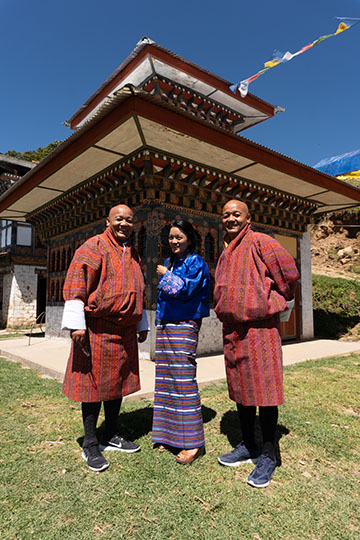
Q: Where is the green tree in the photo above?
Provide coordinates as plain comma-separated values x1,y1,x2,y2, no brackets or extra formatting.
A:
6,140,63,163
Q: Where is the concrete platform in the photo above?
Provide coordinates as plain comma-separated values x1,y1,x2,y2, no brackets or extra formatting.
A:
0,334,359,401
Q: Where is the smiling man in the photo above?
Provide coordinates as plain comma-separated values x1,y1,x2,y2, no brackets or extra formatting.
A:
214,199,299,488
61,204,149,472
221,200,251,240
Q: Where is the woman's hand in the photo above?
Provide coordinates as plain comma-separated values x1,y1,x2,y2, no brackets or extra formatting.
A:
156,265,167,277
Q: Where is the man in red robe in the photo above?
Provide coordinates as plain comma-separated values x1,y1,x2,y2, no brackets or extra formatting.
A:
61,204,148,472
214,199,299,488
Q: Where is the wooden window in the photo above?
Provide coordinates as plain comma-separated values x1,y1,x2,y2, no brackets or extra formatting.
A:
137,227,147,258
205,233,215,262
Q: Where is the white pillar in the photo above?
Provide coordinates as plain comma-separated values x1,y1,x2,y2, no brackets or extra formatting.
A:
299,227,314,339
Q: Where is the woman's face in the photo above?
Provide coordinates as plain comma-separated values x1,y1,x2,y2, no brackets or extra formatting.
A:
169,227,190,258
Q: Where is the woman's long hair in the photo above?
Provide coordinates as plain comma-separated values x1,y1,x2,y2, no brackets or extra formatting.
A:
167,219,198,268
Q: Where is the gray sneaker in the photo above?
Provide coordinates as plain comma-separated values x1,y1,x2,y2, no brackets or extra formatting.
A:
82,444,109,472
218,441,259,467
100,434,140,453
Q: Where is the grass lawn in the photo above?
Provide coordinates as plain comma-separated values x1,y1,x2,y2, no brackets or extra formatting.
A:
1,354,359,540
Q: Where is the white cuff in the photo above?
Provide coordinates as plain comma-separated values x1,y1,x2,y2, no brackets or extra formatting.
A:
136,310,149,332
61,300,87,330
279,298,295,323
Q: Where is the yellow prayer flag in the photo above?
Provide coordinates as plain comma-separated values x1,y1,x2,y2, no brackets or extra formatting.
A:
335,22,349,34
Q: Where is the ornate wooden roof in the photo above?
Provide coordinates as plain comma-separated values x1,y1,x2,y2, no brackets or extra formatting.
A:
67,37,275,132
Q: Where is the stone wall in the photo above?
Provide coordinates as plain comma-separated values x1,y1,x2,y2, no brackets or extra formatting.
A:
2,265,40,327
45,305,68,338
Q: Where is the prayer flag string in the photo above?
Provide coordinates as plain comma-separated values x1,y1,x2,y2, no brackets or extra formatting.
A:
230,17,360,98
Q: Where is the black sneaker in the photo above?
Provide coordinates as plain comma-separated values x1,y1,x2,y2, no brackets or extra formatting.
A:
247,444,276,488
100,434,140,453
82,444,109,472
218,441,259,467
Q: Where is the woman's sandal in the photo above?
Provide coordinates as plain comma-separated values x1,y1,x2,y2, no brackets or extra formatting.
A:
176,446,205,465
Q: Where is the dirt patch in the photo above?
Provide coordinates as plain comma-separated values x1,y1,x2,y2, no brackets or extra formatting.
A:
311,220,360,280
339,406,360,417
311,218,360,340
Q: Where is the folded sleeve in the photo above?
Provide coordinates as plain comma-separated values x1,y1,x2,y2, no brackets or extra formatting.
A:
158,255,208,300
158,271,185,296
279,298,295,322
61,300,86,330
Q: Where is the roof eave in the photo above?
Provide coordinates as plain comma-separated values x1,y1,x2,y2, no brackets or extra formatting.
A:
67,38,276,129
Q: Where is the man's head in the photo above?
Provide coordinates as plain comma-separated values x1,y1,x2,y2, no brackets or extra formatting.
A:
222,200,251,240
106,204,134,244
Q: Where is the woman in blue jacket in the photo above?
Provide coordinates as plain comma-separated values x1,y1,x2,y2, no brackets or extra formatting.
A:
152,219,210,464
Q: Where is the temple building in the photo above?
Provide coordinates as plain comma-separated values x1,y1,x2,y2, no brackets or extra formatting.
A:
0,154,47,327
0,38,359,356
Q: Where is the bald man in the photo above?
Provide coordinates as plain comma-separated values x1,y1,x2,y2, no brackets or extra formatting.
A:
214,200,299,488
61,204,149,472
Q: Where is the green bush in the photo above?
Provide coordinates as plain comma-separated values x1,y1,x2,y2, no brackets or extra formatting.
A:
312,274,360,338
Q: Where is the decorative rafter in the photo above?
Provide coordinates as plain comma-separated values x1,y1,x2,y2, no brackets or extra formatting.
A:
27,149,318,239
142,75,244,133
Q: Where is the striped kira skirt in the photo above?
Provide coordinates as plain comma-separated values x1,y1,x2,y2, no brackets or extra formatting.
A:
152,321,205,449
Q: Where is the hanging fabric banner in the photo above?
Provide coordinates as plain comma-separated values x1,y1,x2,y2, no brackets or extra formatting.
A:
230,17,360,98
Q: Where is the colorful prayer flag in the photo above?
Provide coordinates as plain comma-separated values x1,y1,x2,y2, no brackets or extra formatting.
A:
231,17,360,98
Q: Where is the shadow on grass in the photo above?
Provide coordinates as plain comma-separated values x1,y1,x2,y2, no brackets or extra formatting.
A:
219,409,290,466
76,404,216,447
314,309,359,339
201,404,217,423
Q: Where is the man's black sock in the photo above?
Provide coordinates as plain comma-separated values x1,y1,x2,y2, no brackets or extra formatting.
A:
104,398,122,440
259,405,278,447
82,401,101,447
236,403,257,448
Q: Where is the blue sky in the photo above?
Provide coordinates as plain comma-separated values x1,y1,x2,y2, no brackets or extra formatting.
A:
2,0,360,167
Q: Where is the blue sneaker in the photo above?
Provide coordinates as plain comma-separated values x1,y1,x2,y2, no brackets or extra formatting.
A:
247,445,276,488
218,441,259,467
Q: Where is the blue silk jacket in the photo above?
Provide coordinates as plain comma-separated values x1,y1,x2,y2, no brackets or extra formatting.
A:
156,253,210,323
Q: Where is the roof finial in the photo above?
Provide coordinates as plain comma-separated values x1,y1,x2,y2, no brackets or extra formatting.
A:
136,36,156,46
